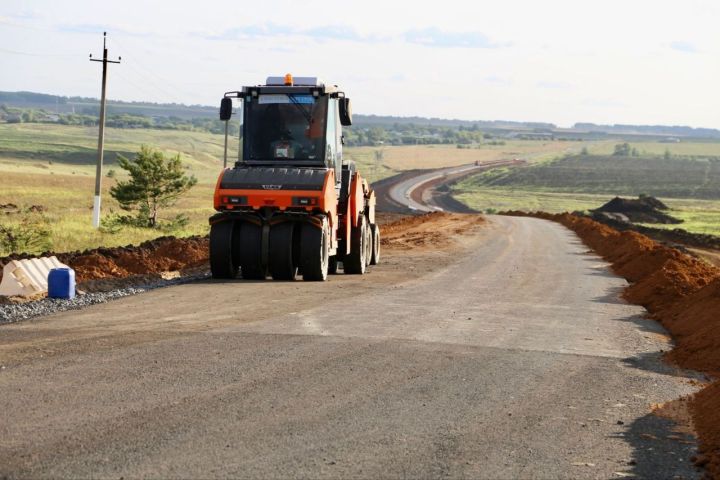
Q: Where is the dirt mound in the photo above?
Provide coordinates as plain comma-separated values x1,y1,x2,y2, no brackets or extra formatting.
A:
1,213,479,288
593,195,681,224
600,195,669,212
658,278,720,376
0,236,210,287
690,382,720,476
504,210,720,477
59,236,210,283
381,212,484,251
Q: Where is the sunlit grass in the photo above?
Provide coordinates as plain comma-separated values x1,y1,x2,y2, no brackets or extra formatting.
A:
589,140,720,157
5,122,717,253
455,186,720,236
345,140,595,180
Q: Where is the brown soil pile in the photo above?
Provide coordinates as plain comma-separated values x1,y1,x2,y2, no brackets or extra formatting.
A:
2,213,477,288
690,382,720,475
0,236,210,287
59,236,210,282
505,211,720,477
658,278,720,376
381,212,484,251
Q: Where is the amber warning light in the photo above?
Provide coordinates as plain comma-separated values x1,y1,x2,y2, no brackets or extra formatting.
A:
284,73,293,86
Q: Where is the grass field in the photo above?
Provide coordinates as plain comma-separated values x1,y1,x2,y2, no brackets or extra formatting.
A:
7,121,716,254
0,123,584,254
345,140,592,183
587,140,720,157
455,149,720,236
465,155,720,199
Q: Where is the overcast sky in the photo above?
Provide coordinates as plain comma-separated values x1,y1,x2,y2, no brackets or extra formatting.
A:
1,0,718,128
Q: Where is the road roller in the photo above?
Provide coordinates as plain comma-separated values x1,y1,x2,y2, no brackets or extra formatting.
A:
209,74,380,281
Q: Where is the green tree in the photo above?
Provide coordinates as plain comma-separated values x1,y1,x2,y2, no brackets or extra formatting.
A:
21,110,34,123
0,209,52,256
613,143,632,156
110,146,197,228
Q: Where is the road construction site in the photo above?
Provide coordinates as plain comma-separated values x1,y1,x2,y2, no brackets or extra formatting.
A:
3,159,718,478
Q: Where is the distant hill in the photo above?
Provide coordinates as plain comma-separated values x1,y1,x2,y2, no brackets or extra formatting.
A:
0,91,217,119
2,91,720,138
0,91,555,129
574,122,720,139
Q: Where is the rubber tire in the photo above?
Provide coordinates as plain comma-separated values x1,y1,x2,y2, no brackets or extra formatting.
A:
364,218,372,267
300,220,329,281
370,224,381,265
343,215,367,274
328,256,338,274
210,221,238,279
269,222,297,281
238,222,265,280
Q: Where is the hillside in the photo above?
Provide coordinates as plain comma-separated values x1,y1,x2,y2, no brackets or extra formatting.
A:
3,91,720,139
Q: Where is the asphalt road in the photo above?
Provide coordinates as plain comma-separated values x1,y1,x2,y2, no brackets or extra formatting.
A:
384,160,521,213
386,163,483,212
0,215,700,479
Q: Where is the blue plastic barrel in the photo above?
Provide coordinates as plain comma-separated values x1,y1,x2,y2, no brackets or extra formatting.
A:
48,267,76,300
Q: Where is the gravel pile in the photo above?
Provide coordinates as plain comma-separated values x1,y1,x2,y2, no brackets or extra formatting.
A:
0,271,210,325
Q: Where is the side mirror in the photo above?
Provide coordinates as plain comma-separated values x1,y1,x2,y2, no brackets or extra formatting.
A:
339,98,352,126
219,97,233,121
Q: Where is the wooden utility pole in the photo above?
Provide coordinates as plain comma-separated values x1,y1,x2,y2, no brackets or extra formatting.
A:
89,32,121,228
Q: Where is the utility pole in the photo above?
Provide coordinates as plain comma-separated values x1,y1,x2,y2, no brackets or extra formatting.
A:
89,32,121,228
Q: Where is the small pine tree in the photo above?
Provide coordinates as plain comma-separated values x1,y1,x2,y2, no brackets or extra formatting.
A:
110,146,197,228
0,209,52,255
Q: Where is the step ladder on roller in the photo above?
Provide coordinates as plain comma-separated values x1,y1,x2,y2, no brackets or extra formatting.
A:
0,256,69,297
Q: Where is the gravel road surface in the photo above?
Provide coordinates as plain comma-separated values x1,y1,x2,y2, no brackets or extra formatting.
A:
0,216,699,479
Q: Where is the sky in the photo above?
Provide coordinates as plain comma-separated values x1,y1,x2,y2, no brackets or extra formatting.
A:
1,0,719,128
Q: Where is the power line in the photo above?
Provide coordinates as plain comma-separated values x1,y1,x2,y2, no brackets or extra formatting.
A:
0,47,75,57
0,18,54,31
112,68,177,104
110,37,199,100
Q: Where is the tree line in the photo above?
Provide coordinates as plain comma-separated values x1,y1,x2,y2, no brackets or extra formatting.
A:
1,105,510,147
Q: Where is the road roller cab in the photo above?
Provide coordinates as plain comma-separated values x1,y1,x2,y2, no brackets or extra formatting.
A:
209,75,380,281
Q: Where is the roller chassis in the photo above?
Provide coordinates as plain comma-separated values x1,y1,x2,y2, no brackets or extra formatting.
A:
208,75,379,281
209,203,378,281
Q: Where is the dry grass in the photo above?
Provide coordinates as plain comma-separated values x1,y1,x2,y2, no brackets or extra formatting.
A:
346,141,588,179
0,123,594,254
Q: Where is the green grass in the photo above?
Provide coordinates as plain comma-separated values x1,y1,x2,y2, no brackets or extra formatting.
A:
0,123,588,253
463,155,720,200
6,121,717,254
0,171,216,254
0,123,231,183
638,204,720,236
453,139,720,236
455,187,720,235
0,124,234,253
589,141,720,157
455,188,720,237
455,188,611,213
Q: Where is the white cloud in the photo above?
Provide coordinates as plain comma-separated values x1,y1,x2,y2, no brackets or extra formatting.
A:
0,0,718,128
669,41,700,54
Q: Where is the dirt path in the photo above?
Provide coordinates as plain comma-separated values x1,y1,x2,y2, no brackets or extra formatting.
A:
0,214,700,479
